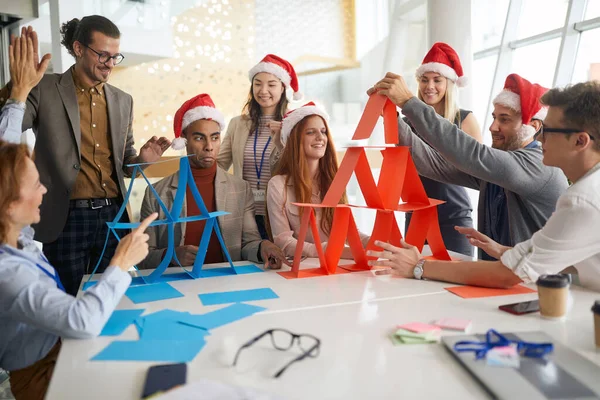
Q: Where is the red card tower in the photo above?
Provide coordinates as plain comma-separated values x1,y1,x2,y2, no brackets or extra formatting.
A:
278,95,451,279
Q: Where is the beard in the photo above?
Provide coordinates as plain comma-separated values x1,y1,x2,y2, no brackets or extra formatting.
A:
492,124,537,151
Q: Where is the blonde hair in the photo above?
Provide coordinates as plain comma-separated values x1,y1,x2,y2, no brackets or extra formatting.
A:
417,77,462,128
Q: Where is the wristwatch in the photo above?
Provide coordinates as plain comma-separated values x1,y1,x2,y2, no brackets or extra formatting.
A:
413,258,426,280
5,98,26,110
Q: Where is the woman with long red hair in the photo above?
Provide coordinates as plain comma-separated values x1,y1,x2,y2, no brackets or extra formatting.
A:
267,103,369,257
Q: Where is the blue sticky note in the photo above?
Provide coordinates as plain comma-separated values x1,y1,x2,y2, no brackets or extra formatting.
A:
198,287,278,306
180,303,266,330
100,309,145,336
125,282,184,304
91,339,205,362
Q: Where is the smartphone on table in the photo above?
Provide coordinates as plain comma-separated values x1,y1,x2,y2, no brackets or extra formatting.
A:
498,299,540,315
141,363,187,399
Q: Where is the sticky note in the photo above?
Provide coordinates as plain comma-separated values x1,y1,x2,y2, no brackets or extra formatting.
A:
395,328,440,341
91,339,205,362
125,282,184,304
433,318,472,332
100,309,145,336
397,322,441,334
198,288,278,306
179,303,266,330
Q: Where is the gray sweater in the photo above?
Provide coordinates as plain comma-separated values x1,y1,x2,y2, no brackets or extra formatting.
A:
400,97,568,256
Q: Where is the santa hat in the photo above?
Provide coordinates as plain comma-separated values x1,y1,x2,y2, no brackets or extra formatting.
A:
415,42,467,87
171,93,225,150
248,54,303,101
281,102,329,147
493,74,549,139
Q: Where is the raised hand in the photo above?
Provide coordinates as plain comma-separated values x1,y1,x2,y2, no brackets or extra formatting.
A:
138,136,172,163
110,213,158,271
267,120,283,149
9,26,51,102
368,72,415,108
454,226,511,260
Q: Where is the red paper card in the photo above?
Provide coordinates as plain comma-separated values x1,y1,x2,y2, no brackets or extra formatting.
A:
445,285,536,299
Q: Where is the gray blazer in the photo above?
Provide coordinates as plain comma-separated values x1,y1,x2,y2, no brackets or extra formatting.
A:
138,166,263,269
399,98,569,258
20,67,137,243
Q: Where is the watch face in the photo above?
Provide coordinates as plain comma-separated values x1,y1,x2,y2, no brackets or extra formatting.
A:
413,265,423,279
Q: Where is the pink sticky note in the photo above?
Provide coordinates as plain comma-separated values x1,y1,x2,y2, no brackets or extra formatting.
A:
433,318,472,332
397,322,441,334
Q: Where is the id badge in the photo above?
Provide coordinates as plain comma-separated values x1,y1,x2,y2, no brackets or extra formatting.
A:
253,189,266,202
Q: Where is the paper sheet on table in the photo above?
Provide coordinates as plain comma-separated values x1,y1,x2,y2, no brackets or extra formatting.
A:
198,288,278,306
153,379,284,400
445,285,536,299
136,312,209,341
180,303,266,330
125,282,184,304
100,309,145,336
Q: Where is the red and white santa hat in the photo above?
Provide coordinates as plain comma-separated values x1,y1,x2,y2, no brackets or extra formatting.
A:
281,102,329,147
248,54,303,101
171,93,225,150
493,74,549,138
416,42,467,87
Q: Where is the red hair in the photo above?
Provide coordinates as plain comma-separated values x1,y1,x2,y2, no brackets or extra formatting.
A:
0,141,31,243
273,115,346,235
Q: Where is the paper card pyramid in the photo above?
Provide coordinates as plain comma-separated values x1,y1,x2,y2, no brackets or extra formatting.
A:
278,94,451,280
84,156,261,288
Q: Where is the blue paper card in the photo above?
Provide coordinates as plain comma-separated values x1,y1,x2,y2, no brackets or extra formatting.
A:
194,264,264,278
125,282,184,304
83,266,263,291
135,309,209,340
91,339,205,362
180,303,266,330
198,287,278,306
100,309,145,336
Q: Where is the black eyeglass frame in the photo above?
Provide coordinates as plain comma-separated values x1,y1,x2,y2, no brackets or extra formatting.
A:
232,328,321,378
83,44,125,65
536,123,594,141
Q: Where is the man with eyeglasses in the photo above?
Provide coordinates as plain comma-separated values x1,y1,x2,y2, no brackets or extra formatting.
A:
367,73,568,261
365,81,600,292
0,18,171,295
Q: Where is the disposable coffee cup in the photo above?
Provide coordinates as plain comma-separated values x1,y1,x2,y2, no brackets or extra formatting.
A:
537,274,570,320
592,301,600,348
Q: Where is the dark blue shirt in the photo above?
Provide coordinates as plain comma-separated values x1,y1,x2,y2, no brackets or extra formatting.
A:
482,140,540,260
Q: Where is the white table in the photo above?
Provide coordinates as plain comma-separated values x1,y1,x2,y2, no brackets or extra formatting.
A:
46,257,600,400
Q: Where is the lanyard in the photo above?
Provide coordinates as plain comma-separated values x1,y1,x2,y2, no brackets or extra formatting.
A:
253,127,272,190
454,329,553,359
35,263,66,292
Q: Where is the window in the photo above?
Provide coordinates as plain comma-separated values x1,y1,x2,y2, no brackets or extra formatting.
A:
571,28,600,83
584,0,600,19
471,55,498,143
511,38,561,88
472,0,510,52
516,0,569,39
